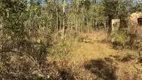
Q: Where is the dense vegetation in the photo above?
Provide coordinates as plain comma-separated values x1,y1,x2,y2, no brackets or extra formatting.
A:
0,0,142,80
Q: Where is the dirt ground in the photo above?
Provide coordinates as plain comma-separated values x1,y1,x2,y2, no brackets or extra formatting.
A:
1,31,142,80
64,31,142,80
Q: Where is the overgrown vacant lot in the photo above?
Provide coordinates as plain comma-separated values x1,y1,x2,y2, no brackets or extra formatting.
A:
55,31,142,80
1,30,142,80
1,0,142,80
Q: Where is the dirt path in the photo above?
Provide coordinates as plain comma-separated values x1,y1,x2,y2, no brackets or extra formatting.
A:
50,31,142,80
65,31,142,80
67,31,120,66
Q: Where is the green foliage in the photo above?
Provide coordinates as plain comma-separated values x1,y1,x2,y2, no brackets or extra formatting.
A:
1,0,142,79
102,0,131,18
1,0,27,39
111,30,127,46
130,2,142,12
49,37,76,59
101,0,132,31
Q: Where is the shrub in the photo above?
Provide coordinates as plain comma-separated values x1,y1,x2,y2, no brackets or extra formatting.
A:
110,30,128,48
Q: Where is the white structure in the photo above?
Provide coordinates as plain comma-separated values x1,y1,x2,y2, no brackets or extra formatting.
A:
111,19,120,32
129,12,142,26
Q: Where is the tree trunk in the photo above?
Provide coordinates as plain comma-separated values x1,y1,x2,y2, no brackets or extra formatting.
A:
61,0,66,39
107,15,112,34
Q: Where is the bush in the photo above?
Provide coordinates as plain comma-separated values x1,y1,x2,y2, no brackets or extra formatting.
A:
48,31,77,60
127,26,142,50
110,30,128,48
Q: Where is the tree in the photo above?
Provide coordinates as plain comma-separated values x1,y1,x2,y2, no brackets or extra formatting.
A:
61,0,66,38
102,0,133,33
1,0,27,42
131,1,142,12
